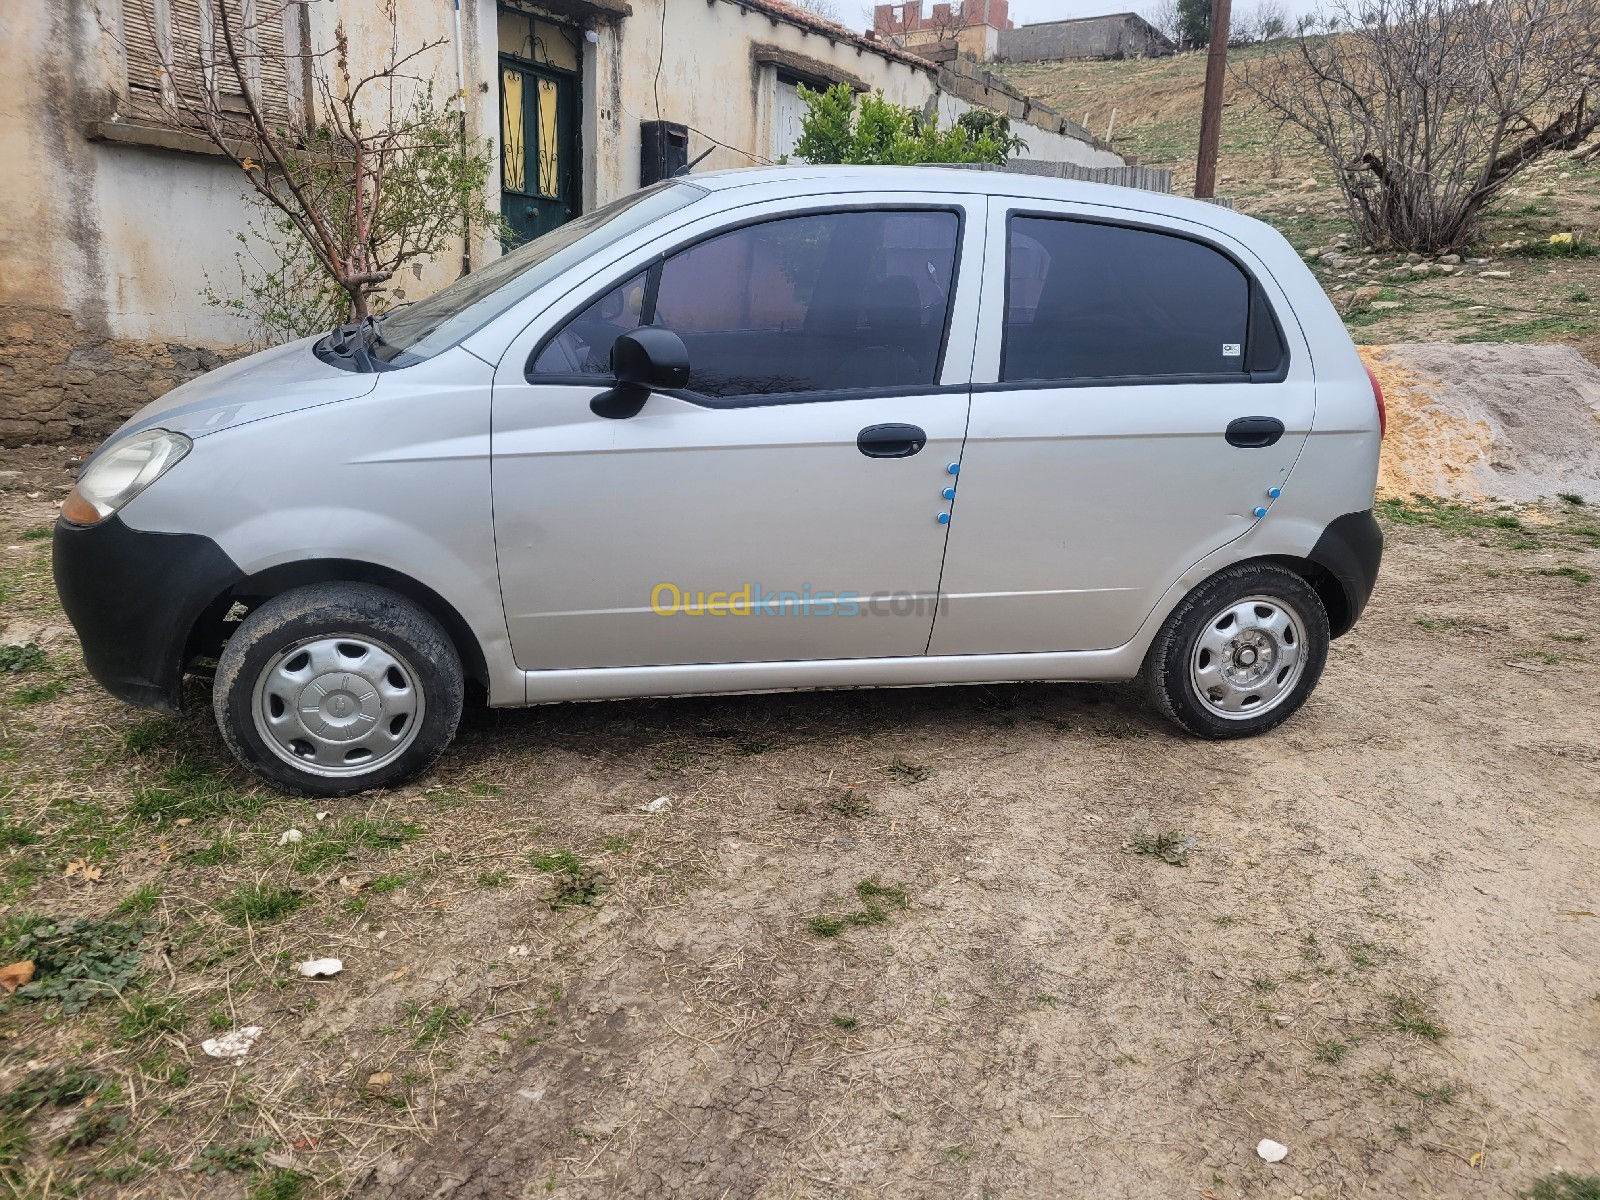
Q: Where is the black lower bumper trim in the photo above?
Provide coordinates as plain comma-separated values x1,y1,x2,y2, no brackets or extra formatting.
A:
53,515,242,714
1308,508,1383,637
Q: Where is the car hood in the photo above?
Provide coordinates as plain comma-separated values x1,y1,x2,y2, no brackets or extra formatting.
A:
104,336,380,446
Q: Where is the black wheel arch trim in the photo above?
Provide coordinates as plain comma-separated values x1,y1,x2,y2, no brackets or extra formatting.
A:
1299,508,1383,638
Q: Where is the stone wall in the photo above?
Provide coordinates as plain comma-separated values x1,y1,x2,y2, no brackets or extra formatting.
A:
995,16,1174,62
0,305,230,446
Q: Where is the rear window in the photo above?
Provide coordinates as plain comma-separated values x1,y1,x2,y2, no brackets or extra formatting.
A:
1002,216,1255,384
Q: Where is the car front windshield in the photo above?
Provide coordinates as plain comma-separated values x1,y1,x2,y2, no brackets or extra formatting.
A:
374,181,707,363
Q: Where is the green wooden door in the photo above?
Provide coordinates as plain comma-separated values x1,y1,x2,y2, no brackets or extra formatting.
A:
499,56,578,247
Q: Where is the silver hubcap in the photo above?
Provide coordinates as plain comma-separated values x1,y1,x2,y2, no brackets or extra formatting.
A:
1191,595,1306,720
252,635,425,777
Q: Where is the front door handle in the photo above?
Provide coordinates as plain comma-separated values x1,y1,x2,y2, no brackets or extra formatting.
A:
857,423,927,458
1225,416,1285,448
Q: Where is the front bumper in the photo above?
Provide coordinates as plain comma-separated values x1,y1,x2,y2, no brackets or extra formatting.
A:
52,515,243,714
1308,508,1383,637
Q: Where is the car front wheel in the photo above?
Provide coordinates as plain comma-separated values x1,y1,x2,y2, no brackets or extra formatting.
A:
1144,563,1330,739
213,583,464,796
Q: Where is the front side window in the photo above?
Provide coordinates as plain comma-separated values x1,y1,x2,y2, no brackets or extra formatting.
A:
1002,216,1252,383
531,208,961,400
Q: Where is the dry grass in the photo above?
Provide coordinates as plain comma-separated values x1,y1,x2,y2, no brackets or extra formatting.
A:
2,445,1599,1197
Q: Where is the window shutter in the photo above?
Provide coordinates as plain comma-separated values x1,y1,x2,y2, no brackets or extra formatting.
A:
120,0,294,131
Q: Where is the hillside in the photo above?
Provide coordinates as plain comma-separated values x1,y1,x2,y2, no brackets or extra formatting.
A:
993,50,1600,358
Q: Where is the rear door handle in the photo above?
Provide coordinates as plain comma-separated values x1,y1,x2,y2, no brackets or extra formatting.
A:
1226,416,1285,448
857,423,927,459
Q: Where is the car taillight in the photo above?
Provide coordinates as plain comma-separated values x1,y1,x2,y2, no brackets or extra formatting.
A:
1363,364,1387,439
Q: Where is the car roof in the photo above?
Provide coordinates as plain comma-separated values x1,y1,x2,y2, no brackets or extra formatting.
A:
684,164,1270,240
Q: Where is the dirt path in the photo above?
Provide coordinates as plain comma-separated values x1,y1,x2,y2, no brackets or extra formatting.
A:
1,447,1597,1199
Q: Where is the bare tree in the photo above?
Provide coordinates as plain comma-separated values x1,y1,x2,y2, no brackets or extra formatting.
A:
124,0,499,322
1145,0,1183,43
1242,0,1600,252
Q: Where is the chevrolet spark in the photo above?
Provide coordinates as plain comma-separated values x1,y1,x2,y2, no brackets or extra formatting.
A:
54,166,1383,796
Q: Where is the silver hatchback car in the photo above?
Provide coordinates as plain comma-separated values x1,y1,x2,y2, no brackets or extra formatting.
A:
54,166,1383,796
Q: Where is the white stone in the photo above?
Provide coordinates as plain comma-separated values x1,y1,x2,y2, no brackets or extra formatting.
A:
1257,1138,1289,1163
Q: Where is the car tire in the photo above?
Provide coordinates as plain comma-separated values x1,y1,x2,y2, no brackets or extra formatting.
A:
213,583,463,797
1144,563,1329,740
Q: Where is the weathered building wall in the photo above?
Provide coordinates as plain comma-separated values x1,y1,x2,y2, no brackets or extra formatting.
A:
995,15,1174,62
1,0,1120,447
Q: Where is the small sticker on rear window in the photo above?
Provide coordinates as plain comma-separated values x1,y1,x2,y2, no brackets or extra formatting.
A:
1222,343,1242,357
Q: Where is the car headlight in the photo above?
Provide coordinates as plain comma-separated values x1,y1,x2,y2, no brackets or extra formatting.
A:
61,429,192,525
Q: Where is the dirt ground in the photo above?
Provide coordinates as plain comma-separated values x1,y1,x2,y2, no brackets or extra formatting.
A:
1,442,1598,1200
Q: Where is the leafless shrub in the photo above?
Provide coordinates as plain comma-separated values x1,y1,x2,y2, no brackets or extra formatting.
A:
1242,0,1600,252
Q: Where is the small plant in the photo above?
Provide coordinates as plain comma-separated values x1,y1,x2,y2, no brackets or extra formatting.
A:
808,877,911,937
1558,492,1586,506
477,868,510,888
0,644,46,673
13,678,66,705
1132,831,1193,866
807,914,848,938
825,788,874,818
1537,566,1592,585
196,1138,271,1173
885,756,934,784
3,916,149,1013
222,884,308,926
20,527,50,541
409,1002,468,1046
529,850,602,908
832,1015,858,1030
1385,993,1448,1041
187,835,242,866
0,819,39,849
114,885,162,918
0,1067,105,1117
251,1169,312,1200
1315,1038,1349,1064
115,994,187,1044
1524,1173,1600,1200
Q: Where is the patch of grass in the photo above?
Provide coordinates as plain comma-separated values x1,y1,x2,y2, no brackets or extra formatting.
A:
824,787,874,818
1132,830,1192,866
1251,975,1278,993
1411,1080,1460,1105
807,915,848,937
123,719,182,756
197,1138,271,1173
114,884,162,918
115,994,187,1044
1378,496,1526,534
20,527,51,541
130,756,260,823
1386,994,1448,1042
0,819,39,849
855,877,910,910
884,756,934,784
0,1067,104,1117
476,869,510,888
187,835,241,866
222,883,307,926
251,1169,312,1200
0,644,46,673
529,850,602,908
13,678,66,704
1536,566,1592,585
1558,492,1586,506
1315,1038,1349,1065
408,1002,468,1046
365,872,412,894
2,916,149,1013
809,877,911,938
943,1145,975,1163
1524,1173,1600,1200
832,1014,858,1030
344,817,423,849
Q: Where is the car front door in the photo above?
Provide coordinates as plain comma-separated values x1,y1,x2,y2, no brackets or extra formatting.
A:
490,196,983,671
929,201,1314,656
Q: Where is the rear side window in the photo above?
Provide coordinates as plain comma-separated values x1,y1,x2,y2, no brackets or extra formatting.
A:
531,209,960,401
1003,216,1262,384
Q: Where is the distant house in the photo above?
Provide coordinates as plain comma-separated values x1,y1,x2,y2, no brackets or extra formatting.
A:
995,13,1176,62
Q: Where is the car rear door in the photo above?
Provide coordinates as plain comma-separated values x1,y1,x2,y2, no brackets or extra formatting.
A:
929,198,1314,656
490,193,985,671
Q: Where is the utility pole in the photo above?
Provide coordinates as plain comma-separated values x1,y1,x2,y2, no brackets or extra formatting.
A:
1193,0,1232,198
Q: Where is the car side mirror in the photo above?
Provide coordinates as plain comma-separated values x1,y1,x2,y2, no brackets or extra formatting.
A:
590,327,691,419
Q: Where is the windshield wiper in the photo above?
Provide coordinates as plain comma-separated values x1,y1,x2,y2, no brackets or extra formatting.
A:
321,315,390,372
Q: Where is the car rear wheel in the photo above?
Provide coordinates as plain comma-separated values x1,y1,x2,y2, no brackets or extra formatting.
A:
1144,563,1329,739
213,583,463,796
